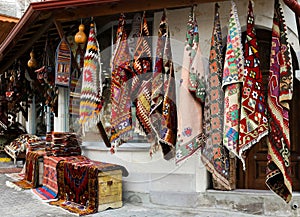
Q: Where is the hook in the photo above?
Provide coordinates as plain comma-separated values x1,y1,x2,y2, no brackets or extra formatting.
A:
163,8,167,16
192,4,197,21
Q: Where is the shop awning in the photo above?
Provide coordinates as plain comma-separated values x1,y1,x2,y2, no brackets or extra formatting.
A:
0,0,227,74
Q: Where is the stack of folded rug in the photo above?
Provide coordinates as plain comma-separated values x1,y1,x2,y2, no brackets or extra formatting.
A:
45,132,82,157
6,134,42,154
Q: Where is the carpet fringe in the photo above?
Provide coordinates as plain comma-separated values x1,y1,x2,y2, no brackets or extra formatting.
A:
5,180,23,191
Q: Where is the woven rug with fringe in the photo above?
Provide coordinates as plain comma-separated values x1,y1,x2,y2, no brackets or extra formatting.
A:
201,3,233,190
176,7,205,164
266,0,293,203
79,22,103,130
238,0,268,169
32,155,88,201
132,12,153,136
150,11,177,160
0,167,22,174
50,159,127,216
55,37,71,87
110,14,133,146
222,1,244,159
13,150,45,189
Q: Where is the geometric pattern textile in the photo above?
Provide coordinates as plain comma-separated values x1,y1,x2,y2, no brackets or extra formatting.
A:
50,159,99,216
176,7,205,164
110,14,133,145
55,37,71,87
201,3,232,190
50,159,127,216
222,1,244,159
79,23,103,129
266,0,293,203
132,12,153,136
150,11,177,160
12,150,45,189
32,155,89,201
238,0,268,168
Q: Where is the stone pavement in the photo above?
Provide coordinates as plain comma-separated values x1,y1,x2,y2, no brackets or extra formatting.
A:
0,155,293,217
0,172,261,217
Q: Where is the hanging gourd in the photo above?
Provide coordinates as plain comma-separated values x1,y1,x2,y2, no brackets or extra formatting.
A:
74,23,87,44
27,50,37,68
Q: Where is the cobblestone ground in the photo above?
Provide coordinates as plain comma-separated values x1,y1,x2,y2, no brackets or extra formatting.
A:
0,172,262,217
0,156,259,217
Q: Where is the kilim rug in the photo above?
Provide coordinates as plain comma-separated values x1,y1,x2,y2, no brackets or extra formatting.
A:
150,11,177,160
50,159,126,216
132,12,153,136
55,37,71,87
79,22,103,130
266,0,293,203
176,7,205,164
222,1,244,159
0,167,22,174
32,155,89,200
5,172,24,180
128,13,142,58
238,0,268,169
13,150,45,189
32,186,57,201
110,14,133,146
201,3,233,190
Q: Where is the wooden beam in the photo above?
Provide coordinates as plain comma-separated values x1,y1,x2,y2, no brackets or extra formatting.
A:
54,19,81,73
55,0,228,21
0,15,55,74
54,20,65,39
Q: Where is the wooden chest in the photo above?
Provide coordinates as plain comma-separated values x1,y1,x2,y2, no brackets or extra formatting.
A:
98,169,123,211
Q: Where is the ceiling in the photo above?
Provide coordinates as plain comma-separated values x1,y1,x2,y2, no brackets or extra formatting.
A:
0,0,227,74
0,14,18,45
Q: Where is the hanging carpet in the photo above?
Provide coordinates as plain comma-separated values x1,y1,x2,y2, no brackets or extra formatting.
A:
150,11,177,159
238,0,268,168
266,0,293,203
79,22,103,130
110,14,133,145
176,7,205,164
201,3,233,190
132,12,153,136
55,37,72,87
222,1,244,159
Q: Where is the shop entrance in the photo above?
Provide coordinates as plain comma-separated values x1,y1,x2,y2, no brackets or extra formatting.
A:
236,29,300,191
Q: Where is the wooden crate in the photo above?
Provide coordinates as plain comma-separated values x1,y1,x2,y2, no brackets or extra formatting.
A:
98,169,122,211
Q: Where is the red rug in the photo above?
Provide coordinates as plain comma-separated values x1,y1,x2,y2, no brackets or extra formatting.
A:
13,150,45,189
0,167,22,174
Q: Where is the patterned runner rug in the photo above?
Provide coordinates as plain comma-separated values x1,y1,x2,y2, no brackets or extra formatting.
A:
50,159,127,216
32,155,88,201
12,150,45,189
0,167,22,174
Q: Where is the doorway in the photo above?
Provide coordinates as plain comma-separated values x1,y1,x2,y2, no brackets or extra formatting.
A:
236,29,300,191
